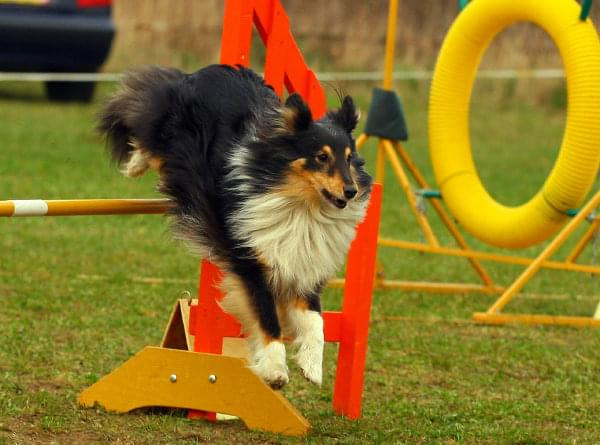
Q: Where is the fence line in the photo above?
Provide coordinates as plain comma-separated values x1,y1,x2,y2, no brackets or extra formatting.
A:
0,69,566,83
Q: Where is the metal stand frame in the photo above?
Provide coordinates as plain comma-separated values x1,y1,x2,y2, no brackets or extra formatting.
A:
350,0,600,328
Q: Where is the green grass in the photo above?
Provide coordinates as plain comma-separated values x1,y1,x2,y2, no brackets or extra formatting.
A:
1,79,599,444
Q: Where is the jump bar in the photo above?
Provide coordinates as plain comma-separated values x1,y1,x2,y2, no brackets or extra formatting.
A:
0,198,172,217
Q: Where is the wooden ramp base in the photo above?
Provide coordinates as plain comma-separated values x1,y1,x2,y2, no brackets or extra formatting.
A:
78,346,310,436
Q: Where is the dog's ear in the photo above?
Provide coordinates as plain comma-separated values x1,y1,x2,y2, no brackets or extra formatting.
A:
330,95,359,134
281,93,312,133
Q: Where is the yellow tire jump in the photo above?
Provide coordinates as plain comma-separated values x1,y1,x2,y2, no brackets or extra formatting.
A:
429,0,600,248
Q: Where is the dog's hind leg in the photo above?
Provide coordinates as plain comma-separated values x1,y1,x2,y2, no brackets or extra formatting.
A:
287,294,324,386
220,274,289,389
121,142,163,178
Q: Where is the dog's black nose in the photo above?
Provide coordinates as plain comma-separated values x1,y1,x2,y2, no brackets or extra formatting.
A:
343,186,357,199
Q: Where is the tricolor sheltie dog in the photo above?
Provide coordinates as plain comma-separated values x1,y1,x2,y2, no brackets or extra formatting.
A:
99,64,372,389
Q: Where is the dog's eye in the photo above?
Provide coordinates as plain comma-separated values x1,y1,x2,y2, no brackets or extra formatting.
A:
347,153,354,164
316,153,329,163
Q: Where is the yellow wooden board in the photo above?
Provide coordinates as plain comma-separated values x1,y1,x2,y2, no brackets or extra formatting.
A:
78,347,310,436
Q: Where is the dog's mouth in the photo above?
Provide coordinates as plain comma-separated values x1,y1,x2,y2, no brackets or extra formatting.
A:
321,189,347,209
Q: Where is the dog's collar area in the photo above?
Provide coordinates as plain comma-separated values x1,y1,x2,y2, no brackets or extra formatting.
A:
321,189,347,209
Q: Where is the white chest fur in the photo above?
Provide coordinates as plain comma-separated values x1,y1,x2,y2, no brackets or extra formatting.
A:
230,192,367,297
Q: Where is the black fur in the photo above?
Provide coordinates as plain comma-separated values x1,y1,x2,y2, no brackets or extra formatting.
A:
284,93,313,132
99,64,371,344
98,66,184,164
327,95,359,134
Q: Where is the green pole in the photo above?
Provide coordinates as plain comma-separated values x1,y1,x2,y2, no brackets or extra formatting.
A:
580,0,592,20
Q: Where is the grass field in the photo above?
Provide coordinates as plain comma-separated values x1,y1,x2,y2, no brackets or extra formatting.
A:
1,79,599,444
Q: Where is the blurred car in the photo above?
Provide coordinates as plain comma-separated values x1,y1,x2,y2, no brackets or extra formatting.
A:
0,0,114,102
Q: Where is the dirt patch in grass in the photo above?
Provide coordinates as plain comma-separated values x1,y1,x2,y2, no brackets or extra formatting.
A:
2,427,110,445
25,378,72,393
2,414,100,445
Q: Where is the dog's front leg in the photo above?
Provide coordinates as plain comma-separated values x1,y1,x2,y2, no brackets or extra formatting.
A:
220,273,289,389
288,293,324,386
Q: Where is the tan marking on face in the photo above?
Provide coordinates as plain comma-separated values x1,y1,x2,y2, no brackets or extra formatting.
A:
344,147,352,160
322,145,333,158
290,158,307,171
316,171,345,197
279,159,320,203
282,157,350,201
293,168,346,200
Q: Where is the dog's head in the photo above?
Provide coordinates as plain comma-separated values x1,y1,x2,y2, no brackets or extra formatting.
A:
276,93,372,209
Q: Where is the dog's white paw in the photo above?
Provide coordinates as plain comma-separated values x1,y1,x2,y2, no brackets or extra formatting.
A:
288,309,324,386
295,337,324,386
251,341,289,389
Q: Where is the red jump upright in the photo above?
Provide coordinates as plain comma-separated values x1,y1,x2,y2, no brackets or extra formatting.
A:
188,0,382,421
220,0,326,117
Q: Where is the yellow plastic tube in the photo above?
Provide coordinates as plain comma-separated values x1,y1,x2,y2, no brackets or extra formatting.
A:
429,0,600,248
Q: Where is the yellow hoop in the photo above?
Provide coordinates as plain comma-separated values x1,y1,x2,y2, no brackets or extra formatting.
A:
429,0,600,248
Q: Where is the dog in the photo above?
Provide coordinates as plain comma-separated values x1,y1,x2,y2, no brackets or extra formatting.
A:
99,64,372,389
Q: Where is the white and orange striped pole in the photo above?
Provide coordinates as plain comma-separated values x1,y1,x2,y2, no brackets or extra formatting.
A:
0,198,172,217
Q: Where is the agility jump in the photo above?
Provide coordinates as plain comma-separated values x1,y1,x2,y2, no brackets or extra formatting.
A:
1,0,382,436
3,0,599,436
0,189,382,435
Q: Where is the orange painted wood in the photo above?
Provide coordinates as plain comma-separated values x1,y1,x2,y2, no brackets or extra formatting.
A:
333,184,383,419
190,261,242,356
322,311,343,342
219,0,253,66
219,0,326,118
263,5,289,95
188,261,241,422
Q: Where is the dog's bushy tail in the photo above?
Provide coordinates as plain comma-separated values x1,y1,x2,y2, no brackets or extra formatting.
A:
98,66,184,165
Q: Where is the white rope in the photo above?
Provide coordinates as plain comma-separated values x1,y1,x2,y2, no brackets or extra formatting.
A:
0,69,566,83
0,72,122,82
